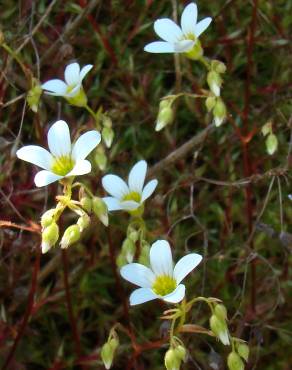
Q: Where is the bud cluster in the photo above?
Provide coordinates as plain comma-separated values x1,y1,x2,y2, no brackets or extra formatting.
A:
227,342,249,370
164,344,186,370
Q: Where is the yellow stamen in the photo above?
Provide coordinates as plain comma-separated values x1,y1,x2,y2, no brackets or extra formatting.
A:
152,275,177,296
122,191,141,203
51,155,75,176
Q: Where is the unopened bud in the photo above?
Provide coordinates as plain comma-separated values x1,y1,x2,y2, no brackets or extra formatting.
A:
92,197,108,226
164,348,181,370
237,343,249,362
102,115,112,128
175,345,186,361
214,304,228,321
207,71,222,97
117,252,128,268
138,241,150,266
266,133,278,155
41,209,56,228
77,213,90,232
213,99,226,127
94,146,107,171
27,80,42,113
102,127,114,148
205,96,216,112
101,338,119,370
261,121,272,137
156,107,174,131
211,60,227,74
80,197,92,213
227,352,244,370
122,238,136,263
60,225,80,249
210,314,230,345
41,222,59,253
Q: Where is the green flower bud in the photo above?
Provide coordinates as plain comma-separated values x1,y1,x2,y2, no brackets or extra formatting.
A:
211,60,227,74
92,196,108,226
94,146,107,171
159,99,170,110
77,213,90,232
261,121,272,137
102,115,112,128
117,252,128,268
156,107,174,131
27,80,42,113
213,99,226,127
210,314,230,345
207,71,222,97
102,127,114,148
101,337,119,370
237,343,249,362
60,225,80,249
227,352,244,370
266,133,278,155
214,304,228,321
205,96,216,112
42,222,59,253
184,40,203,60
138,241,150,266
164,348,181,370
122,238,136,263
66,87,87,107
175,345,187,361
41,209,56,228
80,197,92,213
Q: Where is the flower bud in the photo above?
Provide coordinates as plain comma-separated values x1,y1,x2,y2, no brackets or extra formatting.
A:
77,213,90,232
101,337,119,370
138,241,150,266
210,314,230,345
214,304,228,321
80,197,92,213
92,196,108,226
205,96,216,112
41,209,56,228
41,222,59,253
261,121,272,137
175,345,186,361
122,238,136,263
266,133,278,155
227,352,244,370
66,87,87,107
237,343,249,362
211,60,227,74
164,348,181,370
102,115,112,128
207,71,222,97
94,146,107,171
102,127,114,148
117,252,128,268
27,80,42,113
213,99,226,127
156,107,174,131
60,225,80,249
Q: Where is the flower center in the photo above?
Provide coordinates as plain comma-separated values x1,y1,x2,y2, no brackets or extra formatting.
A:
66,84,76,94
51,155,75,176
122,191,141,203
152,275,177,296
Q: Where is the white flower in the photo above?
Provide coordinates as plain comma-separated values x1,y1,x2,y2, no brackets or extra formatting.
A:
144,2,212,55
120,240,202,305
16,120,101,187
102,160,158,212
41,62,92,103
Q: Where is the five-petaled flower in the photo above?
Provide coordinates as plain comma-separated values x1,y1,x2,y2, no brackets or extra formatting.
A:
144,2,212,60
120,240,202,305
102,160,158,214
16,120,101,187
41,62,93,106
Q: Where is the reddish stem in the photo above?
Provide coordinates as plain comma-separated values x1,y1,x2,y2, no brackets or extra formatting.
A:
2,246,41,370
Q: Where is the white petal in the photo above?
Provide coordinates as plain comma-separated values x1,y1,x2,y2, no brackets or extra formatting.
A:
181,3,198,36
41,79,67,96
141,179,158,202
144,41,175,53
47,120,71,157
194,17,212,37
120,263,155,288
162,284,185,303
80,64,93,81
64,63,80,85
128,160,147,193
16,145,53,170
102,174,129,199
72,130,101,160
150,240,173,277
103,197,122,211
154,19,183,43
119,200,140,210
65,159,91,177
173,253,202,284
129,288,158,305
34,170,63,187
174,40,195,52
